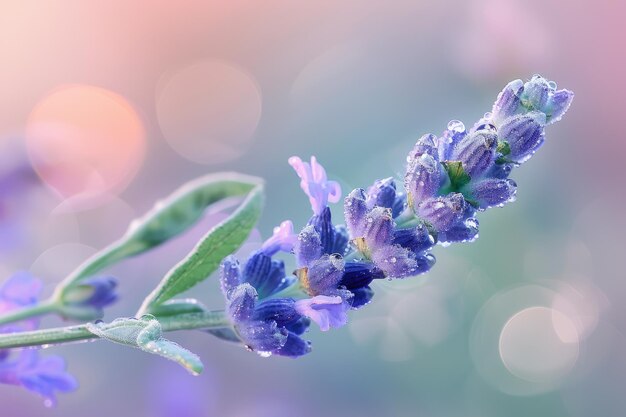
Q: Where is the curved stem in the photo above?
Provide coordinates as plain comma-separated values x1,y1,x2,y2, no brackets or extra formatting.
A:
0,301,58,327
0,311,230,350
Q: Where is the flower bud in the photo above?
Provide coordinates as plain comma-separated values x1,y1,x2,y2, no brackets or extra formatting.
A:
366,177,397,209
417,193,466,232
449,129,498,178
467,178,517,209
499,112,546,163
344,188,369,239
405,153,441,208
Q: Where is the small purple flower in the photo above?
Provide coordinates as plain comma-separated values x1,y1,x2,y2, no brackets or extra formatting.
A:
363,207,394,250
448,128,498,178
289,156,342,215
371,242,436,278
260,220,297,256
405,153,442,208
294,295,349,331
366,177,397,209
299,254,345,297
392,223,435,254
0,271,42,332
465,178,517,210
222,282,311,357
218,252,313,357
307,206,349,256
546,89,574,125
439,121,467,161
491,75,574,126
60,276,118,320
344,188,369,239
417,193,467,232
343,180,437,279
437,206,480,245
294,225,323,268
498,112,546,164
0,272,77,405
0,350,78,407
241,251,293,299
491,79,524,125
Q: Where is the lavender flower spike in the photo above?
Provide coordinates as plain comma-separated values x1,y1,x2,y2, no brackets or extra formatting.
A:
289,156,342,215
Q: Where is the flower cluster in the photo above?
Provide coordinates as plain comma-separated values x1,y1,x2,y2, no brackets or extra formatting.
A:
218,75,573,357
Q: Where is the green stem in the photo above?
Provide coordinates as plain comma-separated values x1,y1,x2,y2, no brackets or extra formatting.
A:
52,240,143,301
0,241,146,328
0,311,230,350
0,301,58,327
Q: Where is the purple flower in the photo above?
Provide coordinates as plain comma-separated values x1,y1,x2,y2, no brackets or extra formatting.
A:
392,223,435,254
221,282,311,357
218,251,315,357
405,153,442,208
363,207,394,250
343,181,437,279
417,193,467,232
0,272,77,405
491,79,524,125
0,350,77,407
465,178,517,210
241,251,293,299
438,121,467,161
289,156,342,215
448,128,498,178
344,188,369,239
366,177,397,209
294,295,349,331
60,276,118,320
297,254,345,297
294,218,379,306
491,75,574,126
498,112,546,164
294,225,323,268
0,271,42,332
437,208,480,245
260,220,297,256
307,206,349,256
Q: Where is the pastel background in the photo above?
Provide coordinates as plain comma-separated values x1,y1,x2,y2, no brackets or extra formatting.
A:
1,1,625,416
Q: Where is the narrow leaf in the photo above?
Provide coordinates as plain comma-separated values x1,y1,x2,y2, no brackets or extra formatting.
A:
139,180,264,311
55,173,264,296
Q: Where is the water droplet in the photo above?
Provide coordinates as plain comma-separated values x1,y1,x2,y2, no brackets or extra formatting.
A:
257,350,272,358
447,120,465,133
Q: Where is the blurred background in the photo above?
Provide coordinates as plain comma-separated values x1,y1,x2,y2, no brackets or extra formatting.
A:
1,1,625,416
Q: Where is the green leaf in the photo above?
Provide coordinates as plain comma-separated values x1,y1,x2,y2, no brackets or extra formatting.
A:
442,161,471,190
54,173,264,298
148,299,209,317
139,178,264,312
85,315,203,375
